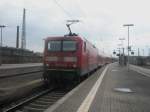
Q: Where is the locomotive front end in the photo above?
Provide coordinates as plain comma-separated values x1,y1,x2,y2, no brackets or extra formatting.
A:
43,37,81,85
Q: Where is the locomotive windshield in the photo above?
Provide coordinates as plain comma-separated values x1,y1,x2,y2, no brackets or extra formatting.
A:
48,41,61,51
47,40,77,51
62,41,76,51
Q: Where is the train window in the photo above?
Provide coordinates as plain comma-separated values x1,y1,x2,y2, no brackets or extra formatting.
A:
84,42,86,52
62,41,76,51
48,41,61,51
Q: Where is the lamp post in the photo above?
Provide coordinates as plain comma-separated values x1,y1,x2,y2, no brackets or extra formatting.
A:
0,25,6,66
123,24,134,71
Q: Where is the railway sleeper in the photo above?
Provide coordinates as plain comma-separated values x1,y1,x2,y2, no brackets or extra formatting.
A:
34,100,54,105
42,94,64,99
38,98,57,102
15,110,24,112
39,96,59,100
46,92,65,96
51,94,65,97
23,106,45,112
28,102,49,109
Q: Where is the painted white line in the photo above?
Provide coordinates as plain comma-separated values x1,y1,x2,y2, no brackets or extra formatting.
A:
77,65,108,112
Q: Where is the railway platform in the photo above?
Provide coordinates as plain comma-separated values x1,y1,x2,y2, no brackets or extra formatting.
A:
45,63,150,112
0,63,44,103
0,63,42,69
0,63,43,77
0,63,43,92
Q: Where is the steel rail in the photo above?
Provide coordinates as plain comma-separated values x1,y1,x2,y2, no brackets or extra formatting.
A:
3,89,51,112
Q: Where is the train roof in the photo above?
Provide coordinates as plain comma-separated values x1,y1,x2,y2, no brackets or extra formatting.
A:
46,36,82,41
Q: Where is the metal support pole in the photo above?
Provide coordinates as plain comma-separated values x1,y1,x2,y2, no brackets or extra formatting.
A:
118,38,125,66
127,26,130,71
1,28,2,46
0,25,6,66
0,28,2,65
123,48,125,65
16,26,19,48
138,48,140,57
123,24,134,71
119,48,121,65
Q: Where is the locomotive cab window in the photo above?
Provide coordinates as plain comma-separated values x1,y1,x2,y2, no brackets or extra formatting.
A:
47,41,61,51
62,41,77,51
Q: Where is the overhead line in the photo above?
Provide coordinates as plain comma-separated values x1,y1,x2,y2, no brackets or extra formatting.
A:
53,0,73,19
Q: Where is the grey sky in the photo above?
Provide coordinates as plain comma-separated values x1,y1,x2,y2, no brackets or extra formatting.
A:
0,0,150,56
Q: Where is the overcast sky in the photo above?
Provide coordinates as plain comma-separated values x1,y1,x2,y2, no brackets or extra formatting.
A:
0,0,150,56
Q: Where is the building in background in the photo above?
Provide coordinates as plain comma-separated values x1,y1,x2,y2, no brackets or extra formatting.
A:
1,46,42,64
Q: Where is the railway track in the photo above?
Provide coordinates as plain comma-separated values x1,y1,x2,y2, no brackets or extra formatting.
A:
1,87,73,112
0,70,43,79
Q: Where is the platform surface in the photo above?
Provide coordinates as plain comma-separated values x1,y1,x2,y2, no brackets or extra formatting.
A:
0,63,43,77
45,63,150,112
0,63,43,99
0,63,42,69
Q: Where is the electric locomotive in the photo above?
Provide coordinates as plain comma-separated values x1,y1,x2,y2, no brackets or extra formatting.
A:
43,21,111,85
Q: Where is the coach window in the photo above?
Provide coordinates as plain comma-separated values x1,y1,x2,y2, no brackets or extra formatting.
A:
84,42,86,52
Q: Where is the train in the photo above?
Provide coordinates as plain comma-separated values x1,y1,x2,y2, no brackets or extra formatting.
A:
43,35,112,85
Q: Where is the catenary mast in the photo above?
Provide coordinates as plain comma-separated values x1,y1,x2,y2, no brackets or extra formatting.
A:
21,8,26,49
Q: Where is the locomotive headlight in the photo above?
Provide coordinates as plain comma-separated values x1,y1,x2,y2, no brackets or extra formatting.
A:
44,63,49,68
45,63,49,68
64,57,77,62
46,56,58,61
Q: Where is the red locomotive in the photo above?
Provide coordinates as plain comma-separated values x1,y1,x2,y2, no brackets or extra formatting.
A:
43,21,111,85
43,35,111,85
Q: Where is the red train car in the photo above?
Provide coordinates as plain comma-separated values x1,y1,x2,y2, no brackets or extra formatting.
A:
43,35,109,85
